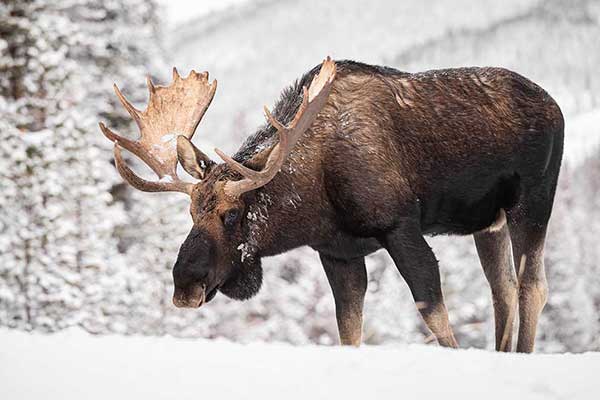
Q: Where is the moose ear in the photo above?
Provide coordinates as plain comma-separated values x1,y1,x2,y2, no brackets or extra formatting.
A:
177,136,214,180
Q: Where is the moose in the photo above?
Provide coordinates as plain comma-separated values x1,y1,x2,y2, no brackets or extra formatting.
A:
100,57,564,352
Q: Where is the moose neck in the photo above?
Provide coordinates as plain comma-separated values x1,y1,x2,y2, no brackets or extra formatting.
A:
242,144,330,258
233,59,337,259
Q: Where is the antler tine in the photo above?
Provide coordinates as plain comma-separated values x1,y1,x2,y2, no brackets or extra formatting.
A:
263,106,287,132
114,145,193,194
99,122,141,155
100,67,217,194
213,148,260,180
285,86,310,131
146,75,156,94
113,84,142,125
217,57,337,199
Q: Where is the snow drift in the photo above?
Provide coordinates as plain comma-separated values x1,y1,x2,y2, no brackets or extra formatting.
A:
1,329,599,400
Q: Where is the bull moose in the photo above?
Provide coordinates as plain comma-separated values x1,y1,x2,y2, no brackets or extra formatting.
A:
99,57,564,352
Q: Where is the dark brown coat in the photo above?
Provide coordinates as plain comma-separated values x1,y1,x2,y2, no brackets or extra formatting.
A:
106,60,565,352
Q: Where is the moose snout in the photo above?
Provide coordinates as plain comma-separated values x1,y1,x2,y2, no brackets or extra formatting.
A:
173,283,206,308
172,261,209,308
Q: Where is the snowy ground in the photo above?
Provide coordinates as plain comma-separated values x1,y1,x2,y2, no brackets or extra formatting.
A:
1,329,599,400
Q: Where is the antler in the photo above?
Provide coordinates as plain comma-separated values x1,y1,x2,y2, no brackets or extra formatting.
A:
215,57,337,198
99,68,217,194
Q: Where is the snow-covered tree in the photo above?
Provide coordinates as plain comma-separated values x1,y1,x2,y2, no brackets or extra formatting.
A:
0,0,167,332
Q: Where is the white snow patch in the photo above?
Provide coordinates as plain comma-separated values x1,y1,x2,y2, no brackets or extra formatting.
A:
237,242,251,262
19,129,53,145
160,133,176,143
1,328,599,400
246,211,258,221
158,175,173,183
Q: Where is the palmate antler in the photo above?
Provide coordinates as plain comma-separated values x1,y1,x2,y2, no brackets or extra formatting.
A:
100,57,336,199
215,57,337,198
99,68,217,194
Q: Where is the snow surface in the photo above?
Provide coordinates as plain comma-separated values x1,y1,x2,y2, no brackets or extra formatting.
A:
1,328,599,400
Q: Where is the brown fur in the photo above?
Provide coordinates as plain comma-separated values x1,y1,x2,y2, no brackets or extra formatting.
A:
170,60,564,352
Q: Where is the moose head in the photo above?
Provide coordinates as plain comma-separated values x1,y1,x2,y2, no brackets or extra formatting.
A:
99,58,336,309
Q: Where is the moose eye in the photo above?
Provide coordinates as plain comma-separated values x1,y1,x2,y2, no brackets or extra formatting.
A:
223,209,240,227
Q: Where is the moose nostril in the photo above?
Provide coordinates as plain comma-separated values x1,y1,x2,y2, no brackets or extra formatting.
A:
173,296,184,308
172,283,206,308
173,295,202,309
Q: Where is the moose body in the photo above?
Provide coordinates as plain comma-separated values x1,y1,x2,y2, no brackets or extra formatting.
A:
101,59,564,352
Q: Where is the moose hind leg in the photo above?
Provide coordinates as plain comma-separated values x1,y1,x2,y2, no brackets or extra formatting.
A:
379,223,458,348
507,217,549,353
474,221,518,351
506,163,559,353
319,253,368,346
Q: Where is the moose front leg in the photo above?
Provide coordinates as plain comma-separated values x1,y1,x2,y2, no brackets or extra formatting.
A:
379,222,459,348
319,253,368,346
